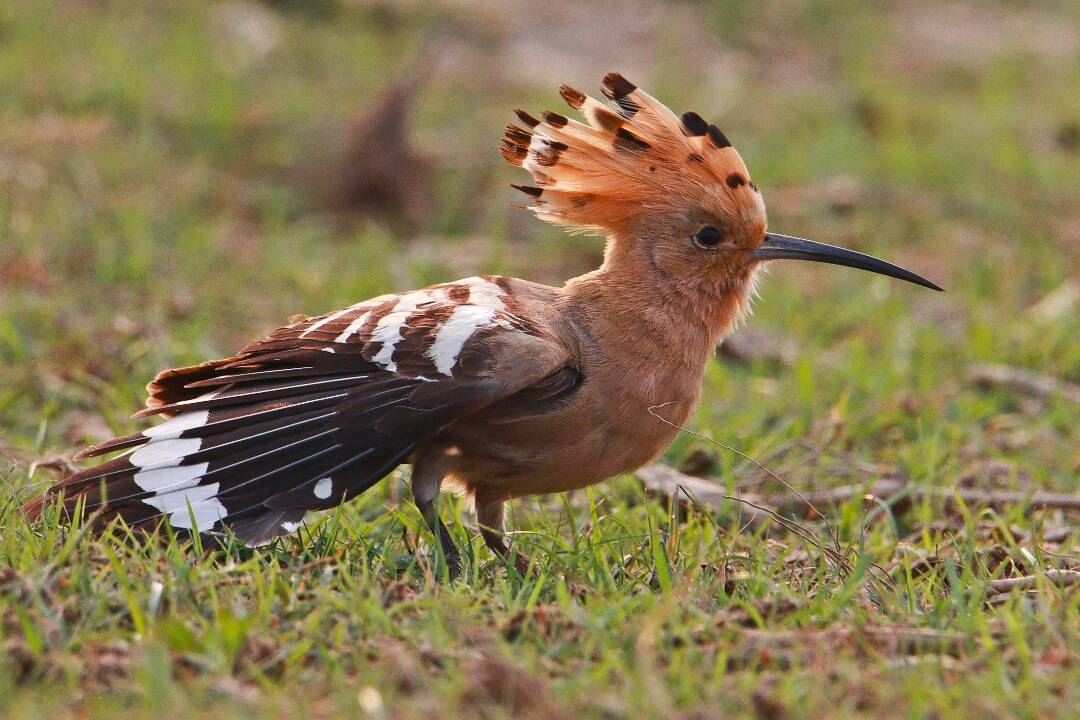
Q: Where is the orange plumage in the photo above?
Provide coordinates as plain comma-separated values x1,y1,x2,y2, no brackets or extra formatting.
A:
502,73,764,237
27,74,939,579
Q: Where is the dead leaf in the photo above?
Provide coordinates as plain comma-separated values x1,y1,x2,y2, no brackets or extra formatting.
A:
460,655,564,719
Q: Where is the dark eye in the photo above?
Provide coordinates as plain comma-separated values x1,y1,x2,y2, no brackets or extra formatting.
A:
693,226,724,249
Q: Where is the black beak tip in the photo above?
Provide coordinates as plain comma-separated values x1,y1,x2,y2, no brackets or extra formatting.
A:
756,233,944,293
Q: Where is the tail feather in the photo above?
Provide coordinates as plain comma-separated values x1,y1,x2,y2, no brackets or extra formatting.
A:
75,391,344,462
28,285,543,547
225,509,308,547
133,373,372,418
64,425,342,514
73,431,147,461
28,352,428,547
265,442,416,510
62,404,342,491
183,365,318,389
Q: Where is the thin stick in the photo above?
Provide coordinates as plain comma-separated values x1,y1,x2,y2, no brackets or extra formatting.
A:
638,465,1080,515
986,569,1080,595
968,363,1080,404
647,404,841,552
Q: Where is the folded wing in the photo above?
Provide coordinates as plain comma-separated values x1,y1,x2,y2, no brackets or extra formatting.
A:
28,276,572,546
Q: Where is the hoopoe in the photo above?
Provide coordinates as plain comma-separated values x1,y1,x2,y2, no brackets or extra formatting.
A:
27,74,940,577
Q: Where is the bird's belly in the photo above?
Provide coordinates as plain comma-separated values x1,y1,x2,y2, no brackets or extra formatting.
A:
445,392,692,499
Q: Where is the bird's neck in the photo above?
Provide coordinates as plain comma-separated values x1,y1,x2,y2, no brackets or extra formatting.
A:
564,248,757,372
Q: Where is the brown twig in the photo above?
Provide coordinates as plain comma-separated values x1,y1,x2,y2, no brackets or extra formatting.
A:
968,363,1080,404
637,465,770,523
636,465,872,588
720,625,997,671
985,569,1080,596
636,464,1080,517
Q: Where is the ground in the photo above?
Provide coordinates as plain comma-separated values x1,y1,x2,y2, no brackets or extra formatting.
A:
2,1,1079,718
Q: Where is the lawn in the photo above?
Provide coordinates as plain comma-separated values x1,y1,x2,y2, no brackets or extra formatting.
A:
2,1,1078,718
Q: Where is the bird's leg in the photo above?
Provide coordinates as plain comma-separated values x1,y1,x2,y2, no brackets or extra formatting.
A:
476,497,530,576
411,446,461,580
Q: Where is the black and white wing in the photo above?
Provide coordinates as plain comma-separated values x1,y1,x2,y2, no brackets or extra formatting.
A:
30,276,573,546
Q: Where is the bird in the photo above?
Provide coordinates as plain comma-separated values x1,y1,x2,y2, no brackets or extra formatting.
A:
25,73,941,578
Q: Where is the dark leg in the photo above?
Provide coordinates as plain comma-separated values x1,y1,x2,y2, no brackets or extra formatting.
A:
418,499,461,580
477,497,530,576
411,447,461,580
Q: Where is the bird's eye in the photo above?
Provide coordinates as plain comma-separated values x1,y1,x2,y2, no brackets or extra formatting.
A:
693,226,724,250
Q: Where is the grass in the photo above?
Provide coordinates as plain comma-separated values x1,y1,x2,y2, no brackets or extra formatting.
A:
2,1,1079,717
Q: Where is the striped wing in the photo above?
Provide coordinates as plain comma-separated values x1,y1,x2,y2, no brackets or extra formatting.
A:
32,276,571,546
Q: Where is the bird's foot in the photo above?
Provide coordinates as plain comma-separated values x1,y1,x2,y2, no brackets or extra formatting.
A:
481,527,532,577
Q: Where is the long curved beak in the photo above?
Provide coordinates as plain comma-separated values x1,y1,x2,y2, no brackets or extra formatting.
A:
753,233,943,291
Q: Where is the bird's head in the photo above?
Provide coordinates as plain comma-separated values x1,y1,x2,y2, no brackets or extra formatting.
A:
502,73,941,297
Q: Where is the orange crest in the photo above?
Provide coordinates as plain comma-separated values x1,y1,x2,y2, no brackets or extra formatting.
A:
502,73,766,233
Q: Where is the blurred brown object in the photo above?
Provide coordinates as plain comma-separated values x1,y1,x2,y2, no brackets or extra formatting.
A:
969,363,1080,404
717,326,798,366
315,67,434,237
337,73,433,227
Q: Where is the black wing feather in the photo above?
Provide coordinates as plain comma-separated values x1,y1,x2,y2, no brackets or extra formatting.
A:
32,349,463,546
30,279,571,547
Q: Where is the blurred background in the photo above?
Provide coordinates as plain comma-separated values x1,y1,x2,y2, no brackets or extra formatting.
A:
2,0,1078,492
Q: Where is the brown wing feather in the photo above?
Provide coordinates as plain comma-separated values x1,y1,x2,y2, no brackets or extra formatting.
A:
28,276,571,547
